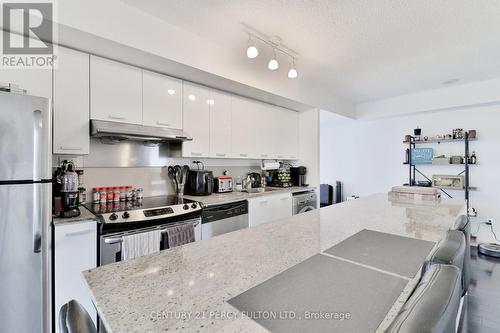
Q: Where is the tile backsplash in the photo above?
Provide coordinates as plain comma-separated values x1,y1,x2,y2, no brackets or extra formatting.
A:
81,165,262,201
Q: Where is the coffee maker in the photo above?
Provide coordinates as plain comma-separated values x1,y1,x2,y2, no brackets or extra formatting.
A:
54,161,81,218
290,166,308,187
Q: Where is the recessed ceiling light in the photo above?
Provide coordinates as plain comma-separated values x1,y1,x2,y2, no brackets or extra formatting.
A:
442,78,460,85
167,89,176,95
188,94,196,101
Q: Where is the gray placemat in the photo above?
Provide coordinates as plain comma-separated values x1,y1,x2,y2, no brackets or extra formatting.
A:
324,229,436,278
228,254,407,333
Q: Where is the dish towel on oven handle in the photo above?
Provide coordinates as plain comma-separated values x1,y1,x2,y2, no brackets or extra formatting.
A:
165,223,195,248
121,229,162,261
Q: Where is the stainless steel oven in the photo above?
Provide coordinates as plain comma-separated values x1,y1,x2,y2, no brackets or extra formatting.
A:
100,217,201,266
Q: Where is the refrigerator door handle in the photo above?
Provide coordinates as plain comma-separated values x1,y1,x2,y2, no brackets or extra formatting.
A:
33,109,43,182
33,184,42,253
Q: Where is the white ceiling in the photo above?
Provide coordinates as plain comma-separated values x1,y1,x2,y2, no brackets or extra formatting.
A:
121,0,500,104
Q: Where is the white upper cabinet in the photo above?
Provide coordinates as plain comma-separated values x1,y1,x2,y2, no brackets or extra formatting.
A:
275,107,299,159
182,82,210,157
231,97,259,159
90,56,142,124
53,47,90,155
209,90,232,158
255,103,277,159
142,70,182,129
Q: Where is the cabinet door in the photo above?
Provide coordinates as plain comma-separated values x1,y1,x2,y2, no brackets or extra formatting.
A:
272,193,293,220
54,221,97,333
256,103,277,159
275,108,299,160
182,82,210,157
248,197,273,227
142,70,182,129
90,56,142,124
53,47,90,154
231,97,258,159
209,90,231,158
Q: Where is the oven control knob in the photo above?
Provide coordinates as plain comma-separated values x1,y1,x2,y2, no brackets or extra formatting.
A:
109,213,118,221
183,204,189,210
122,212,130,219
191,203,197,209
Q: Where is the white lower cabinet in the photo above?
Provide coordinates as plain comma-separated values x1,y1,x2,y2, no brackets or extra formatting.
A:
248,192,293,227
54,220,97,333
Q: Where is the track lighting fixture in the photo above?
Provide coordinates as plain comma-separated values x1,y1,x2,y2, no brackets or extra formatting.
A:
244,32,299,78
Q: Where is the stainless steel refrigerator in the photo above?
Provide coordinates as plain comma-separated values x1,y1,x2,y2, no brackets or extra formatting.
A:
0,90,52,333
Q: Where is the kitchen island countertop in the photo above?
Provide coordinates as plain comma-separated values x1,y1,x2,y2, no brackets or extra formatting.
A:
83,193,463,332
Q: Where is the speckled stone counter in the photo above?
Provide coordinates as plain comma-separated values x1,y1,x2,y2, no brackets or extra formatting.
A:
82,194,463,333
53,206,97,225
184,186,316,206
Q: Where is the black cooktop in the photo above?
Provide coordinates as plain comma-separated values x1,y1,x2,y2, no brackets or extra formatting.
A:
84,195,196,215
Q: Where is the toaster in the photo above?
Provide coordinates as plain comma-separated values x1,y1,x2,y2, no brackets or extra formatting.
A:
214,176,233,193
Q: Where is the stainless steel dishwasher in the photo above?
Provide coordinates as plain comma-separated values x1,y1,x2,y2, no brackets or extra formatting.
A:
201,200,249,240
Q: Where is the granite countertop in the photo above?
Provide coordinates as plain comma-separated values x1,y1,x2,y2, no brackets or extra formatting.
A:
53,206,97,226
184,186,316,206
83,194,464,333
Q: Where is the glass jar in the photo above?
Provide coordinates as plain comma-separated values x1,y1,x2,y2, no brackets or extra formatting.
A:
136,188,143,200
120,186,127,201
106,187,114,202
99,188,107,204
92,187,100,204
113,187,120,202
126,186,133,201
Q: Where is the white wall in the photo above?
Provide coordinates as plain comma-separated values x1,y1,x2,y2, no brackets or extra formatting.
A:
320,106,500,244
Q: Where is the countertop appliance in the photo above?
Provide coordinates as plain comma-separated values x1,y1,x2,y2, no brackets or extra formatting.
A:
246,172,262,188
201,200,248,240
85,195,203,266
214,174,233,193
186,162,213,196
290,166,308,187
292,191,317,215
0,91,52,333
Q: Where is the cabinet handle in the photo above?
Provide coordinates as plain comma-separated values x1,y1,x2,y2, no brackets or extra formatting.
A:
280,197,290,201
156,121,170,126
108,115,126,120
259,200,268,204
65,229,93,237
239,153,248,157
215,153,226,157
59,146,82,151
289,156,297,159
277,155,284,159
191,152,203,156
260,154,268,158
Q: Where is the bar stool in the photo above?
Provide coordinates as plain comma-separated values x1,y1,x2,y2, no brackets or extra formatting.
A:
59,300,97,333
386,264,462,333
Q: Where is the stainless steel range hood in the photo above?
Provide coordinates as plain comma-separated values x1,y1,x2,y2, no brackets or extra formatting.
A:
90,120,192,143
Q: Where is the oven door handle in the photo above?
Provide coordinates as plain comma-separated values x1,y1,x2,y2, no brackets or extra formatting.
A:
103,219,201,244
